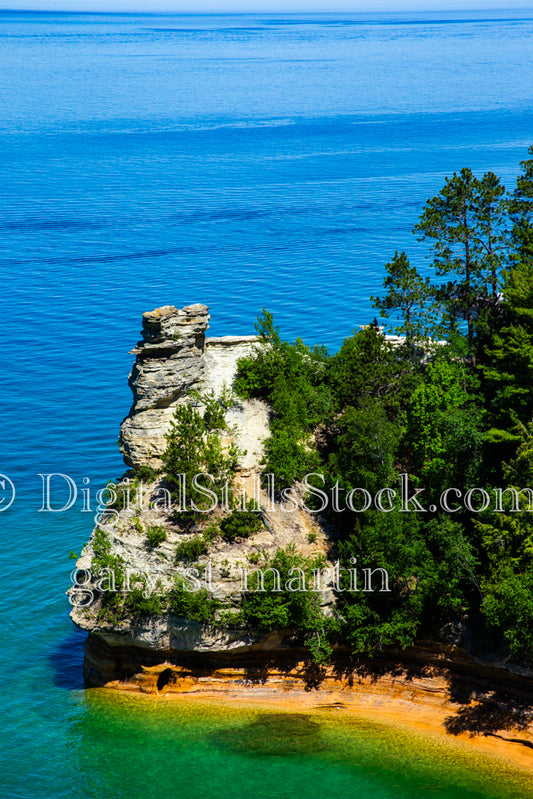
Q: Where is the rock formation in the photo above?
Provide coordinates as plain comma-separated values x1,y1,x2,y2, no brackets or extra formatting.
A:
118,304,264,470
72,303,335,687
118,304,210,468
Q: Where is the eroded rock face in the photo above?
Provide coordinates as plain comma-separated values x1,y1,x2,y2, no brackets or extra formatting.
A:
118,306,268,470
73,303,334,687
119,304,210,468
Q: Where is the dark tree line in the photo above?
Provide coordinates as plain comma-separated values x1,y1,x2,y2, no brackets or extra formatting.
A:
235,147,533,663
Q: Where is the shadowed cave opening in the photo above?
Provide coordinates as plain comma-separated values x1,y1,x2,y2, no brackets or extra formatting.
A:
157,667,174,692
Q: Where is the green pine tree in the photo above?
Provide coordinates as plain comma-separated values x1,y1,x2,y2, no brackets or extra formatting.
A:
371,250,436,341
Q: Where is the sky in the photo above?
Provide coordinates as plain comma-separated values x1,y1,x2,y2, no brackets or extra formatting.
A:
2,1,533,12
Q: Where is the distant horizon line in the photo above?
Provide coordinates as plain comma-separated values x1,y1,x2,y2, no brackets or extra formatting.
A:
1,5,533,12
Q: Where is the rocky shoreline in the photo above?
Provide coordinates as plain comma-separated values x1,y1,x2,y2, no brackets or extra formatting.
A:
85,637,533,772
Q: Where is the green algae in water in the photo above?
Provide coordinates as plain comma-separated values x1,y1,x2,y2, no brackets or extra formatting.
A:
68,691,533,799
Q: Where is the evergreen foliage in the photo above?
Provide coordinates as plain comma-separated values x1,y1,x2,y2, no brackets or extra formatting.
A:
162,400,238,515
230,148,533,663
145,524,167,548
371,251,435,340
413,167,507,346
241,546,339,664
169,580,220,624
175,534,209,562
235,309,331,486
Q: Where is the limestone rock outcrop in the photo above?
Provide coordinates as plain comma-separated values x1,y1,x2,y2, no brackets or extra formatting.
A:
118,305,266,470
119,304,210,468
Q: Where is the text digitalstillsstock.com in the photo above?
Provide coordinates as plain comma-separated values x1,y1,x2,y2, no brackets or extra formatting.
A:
2,472,533,521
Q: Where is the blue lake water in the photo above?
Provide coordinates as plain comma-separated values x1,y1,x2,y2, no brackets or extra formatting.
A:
1,10,533,797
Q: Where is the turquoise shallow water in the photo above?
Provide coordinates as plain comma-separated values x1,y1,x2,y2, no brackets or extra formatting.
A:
28,692,533,799
1,10,533,796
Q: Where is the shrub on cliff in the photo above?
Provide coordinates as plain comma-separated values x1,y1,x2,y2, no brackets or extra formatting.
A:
234,309,331,487
146,524,167,548
169,579,220,623
91,528,125,584
220,507,262,541
125,587,163,619
241,546,338,664
235,310,332,431
190,387,234,431
175,534,209,562
263,425,320,490
134,463,159,482
163,402,239,514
